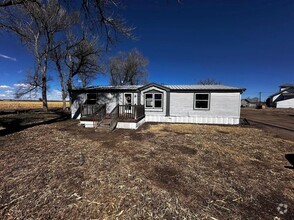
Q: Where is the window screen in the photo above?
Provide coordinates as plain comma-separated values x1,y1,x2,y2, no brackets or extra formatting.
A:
145,93,163,109
195,93,209,109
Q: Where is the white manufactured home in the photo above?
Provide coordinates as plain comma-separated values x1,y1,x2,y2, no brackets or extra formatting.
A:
70,83,245,129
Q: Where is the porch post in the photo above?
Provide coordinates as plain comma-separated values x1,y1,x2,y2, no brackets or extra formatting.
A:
166,91,170,116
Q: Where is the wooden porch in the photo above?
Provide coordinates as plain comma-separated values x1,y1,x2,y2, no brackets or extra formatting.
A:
80,104,145,130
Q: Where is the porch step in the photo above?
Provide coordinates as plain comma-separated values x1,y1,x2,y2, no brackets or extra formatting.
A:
101,118,111,126
80,120,98,128
95,125,110,132
95,118,112,132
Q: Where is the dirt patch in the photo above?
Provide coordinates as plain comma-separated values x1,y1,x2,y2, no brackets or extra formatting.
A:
153,165,181,187
0,116,293,219
171,145,197,155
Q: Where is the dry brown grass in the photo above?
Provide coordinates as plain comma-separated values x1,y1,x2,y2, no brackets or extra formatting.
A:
0,116,293,219
0,100,69,110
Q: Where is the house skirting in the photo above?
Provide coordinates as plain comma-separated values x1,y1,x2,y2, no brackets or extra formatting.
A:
145,115,240,125
116,118,146,129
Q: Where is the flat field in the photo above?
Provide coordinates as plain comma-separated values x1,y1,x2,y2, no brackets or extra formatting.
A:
0,112,293,219
0,100,69,111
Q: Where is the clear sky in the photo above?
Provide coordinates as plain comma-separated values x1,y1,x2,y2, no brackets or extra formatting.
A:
0,0,294,100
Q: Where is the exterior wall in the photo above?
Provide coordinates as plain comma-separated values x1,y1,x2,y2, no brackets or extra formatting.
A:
276,98,294,108
96,92,119,113
145,92,241,125
169,92,240,117
71,93,87,119
248,103,257,108
241,99,249,107
71,91,139,119
140,86,167,116
71,92,118,119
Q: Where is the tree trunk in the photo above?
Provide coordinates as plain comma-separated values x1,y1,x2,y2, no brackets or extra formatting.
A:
67,53,74,106
62,89,67,110
55,58,67,110
67,72,73,106
42,62,48,112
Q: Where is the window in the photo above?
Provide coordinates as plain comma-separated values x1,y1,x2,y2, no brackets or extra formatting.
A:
194,93,210,109
86,93,97,104
145,93,163,109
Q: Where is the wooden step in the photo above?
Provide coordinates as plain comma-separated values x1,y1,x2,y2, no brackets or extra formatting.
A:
95,125,110,132
101,118,111,125
105,114,111,119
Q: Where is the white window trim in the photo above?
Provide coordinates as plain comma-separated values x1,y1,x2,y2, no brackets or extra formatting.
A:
145,93,163,109
194,93,210,110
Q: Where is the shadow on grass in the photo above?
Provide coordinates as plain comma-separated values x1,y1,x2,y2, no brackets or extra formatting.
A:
0,111,70,137
285,154,294,170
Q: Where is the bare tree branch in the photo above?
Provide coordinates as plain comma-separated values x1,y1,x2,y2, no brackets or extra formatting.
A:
1,0,77,110
109,48,148,86
0,0,40,8
197,78,221,85
14,68,42,99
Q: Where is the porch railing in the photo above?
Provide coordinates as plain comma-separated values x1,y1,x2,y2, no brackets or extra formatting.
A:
93,104,106,126
118,105,145,121
81,104,106,127
81,104,100,117
109,104,145,130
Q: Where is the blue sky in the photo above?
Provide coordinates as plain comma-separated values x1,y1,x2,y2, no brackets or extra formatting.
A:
0,0,294,100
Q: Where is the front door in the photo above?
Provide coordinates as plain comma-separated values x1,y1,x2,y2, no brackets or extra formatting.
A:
124,93,133,112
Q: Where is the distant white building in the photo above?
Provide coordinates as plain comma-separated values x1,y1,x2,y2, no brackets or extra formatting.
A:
267,83,294,108
241,98,258,108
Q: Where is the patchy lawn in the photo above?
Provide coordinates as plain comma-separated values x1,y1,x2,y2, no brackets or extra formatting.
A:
0,116,293,219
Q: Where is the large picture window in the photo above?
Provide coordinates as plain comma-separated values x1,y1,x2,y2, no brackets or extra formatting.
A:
194,93,210,109
145,93,163,109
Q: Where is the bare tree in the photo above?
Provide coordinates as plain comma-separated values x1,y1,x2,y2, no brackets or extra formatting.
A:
50,45,68,110
197,78,221,85
109,49,148,86
1,0,134,49
64,32,102,104
0,0,39,8
0,0,75,111
14,68,42,99
79,0,135,48
77,68,99,88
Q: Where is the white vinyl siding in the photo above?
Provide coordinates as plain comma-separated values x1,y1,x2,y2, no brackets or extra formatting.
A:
170,92,241,118
276,98,294,108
